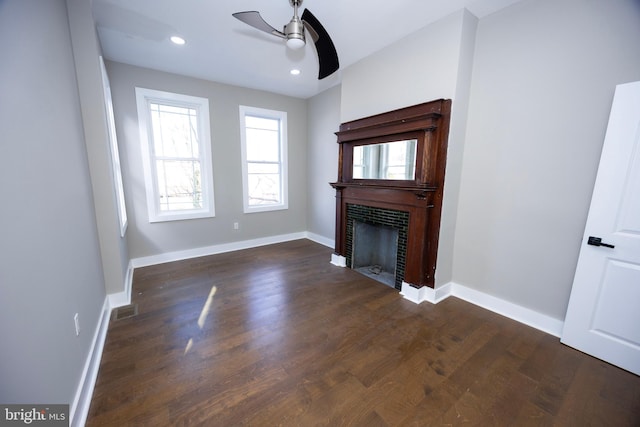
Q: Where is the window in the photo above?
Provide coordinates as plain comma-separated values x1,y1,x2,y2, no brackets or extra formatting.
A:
239,106,288,213
99,57,128,236
135,88,214,222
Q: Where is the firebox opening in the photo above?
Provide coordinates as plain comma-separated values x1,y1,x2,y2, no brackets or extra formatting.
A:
352,220,398,288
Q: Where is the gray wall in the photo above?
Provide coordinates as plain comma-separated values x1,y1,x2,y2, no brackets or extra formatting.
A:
340,10,469,123
340,10,478,287
106,62,309,259
66,0,130,295
435,10,478,287
0,0,106,404
306,85,342,241
454,0,640,320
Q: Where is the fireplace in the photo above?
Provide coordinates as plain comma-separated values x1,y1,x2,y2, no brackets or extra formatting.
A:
353,221,398,287
331,100,451,290
347,205,409,289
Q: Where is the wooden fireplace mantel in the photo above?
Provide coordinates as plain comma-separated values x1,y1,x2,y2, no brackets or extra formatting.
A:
330,99,451,289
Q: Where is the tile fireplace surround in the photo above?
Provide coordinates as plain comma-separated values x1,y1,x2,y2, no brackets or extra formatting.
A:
331,99,451,290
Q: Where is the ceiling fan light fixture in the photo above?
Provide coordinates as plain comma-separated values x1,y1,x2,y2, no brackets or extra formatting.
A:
286,36,305,50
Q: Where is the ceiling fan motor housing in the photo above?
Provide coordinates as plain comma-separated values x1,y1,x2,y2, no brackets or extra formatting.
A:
284,17,305,48
285,0,305,49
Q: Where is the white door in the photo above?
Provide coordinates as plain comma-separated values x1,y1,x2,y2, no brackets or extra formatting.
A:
561,81,640,376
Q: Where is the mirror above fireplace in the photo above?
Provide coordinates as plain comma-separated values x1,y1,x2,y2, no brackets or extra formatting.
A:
352,139,417,180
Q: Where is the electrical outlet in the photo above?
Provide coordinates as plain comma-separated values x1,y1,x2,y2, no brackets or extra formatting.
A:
233,222,239,230
74,313,80,336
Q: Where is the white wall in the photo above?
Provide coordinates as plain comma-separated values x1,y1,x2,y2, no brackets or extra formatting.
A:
107,62,309,259
454,0,640,320
306,85,342,242
0,0,106,404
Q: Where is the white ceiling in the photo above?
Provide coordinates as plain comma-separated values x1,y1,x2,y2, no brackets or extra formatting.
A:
93,0,523,99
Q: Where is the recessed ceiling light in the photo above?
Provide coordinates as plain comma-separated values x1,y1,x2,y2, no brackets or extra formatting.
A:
290,69,301,76
170,36,186,45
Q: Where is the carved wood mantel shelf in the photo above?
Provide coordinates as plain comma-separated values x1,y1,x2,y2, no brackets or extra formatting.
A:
331,99,451,289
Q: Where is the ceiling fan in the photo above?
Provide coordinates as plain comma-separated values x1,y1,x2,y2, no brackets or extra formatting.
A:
232,0,339,80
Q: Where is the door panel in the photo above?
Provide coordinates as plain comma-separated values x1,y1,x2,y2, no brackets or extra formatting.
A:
561,81,640,375
591,259,640,345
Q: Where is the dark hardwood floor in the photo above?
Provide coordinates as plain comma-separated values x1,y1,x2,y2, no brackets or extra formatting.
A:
87,239,640,426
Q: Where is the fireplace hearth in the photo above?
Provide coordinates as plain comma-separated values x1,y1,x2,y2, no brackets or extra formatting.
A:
331,100,451,290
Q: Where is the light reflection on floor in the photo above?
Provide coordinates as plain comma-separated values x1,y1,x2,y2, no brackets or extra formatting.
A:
184,285,217,355
180,266,296,357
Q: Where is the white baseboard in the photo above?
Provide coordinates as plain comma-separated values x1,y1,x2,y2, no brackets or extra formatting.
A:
305,231,334,249
400,281,564,338
130,232,308,268
69,297,111,427
330,253,347,267
451,283,564,337
400,281,451,304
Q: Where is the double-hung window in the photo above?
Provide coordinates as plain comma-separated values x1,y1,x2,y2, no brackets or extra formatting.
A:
239,106,288,213
135,88,215,222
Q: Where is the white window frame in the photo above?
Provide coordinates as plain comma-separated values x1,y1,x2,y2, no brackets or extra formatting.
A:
135,87,215,222
99,57,128,237
239,105,288,213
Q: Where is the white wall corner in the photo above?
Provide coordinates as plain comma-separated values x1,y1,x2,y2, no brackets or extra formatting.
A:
330,253,347,267
400,281,453,304
69,297,110,427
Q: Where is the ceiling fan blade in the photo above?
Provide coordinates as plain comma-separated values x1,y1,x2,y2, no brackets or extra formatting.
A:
232,11,286,39
301,9,339,79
